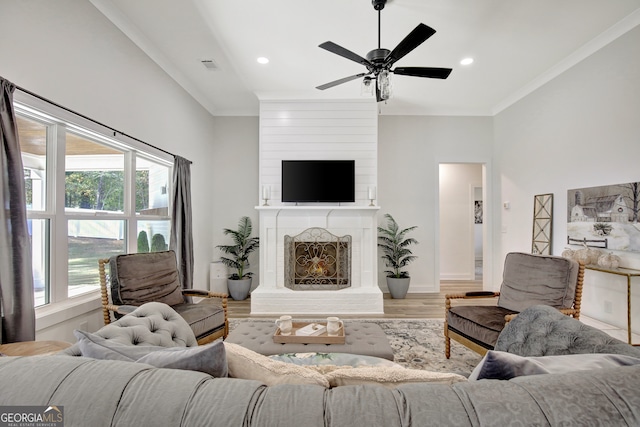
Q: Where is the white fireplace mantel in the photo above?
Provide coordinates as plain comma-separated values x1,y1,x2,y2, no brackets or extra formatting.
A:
251,205,384,315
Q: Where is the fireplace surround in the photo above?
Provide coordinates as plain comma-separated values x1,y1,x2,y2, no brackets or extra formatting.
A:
251,206,384,315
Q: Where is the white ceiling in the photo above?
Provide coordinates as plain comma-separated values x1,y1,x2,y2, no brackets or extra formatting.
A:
91,0,640,116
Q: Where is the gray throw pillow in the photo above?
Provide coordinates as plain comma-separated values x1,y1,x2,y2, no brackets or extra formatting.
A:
469,350,640,381
74,330,228,377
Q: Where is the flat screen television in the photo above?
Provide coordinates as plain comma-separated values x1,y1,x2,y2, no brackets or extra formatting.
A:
281,160,355,203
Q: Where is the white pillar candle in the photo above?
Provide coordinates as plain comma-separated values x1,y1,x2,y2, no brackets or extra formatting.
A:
262,185,270,200
368,186,376,200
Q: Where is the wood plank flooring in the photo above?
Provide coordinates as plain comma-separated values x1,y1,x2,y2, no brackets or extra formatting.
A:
227,281,485,319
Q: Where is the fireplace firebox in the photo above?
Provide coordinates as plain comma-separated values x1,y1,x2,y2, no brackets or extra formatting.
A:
284,228,351,290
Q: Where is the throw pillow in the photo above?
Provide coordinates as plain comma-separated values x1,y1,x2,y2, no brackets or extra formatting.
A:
469,350,640,381
73,330,228,377
224,342,329,387
325,366,467,388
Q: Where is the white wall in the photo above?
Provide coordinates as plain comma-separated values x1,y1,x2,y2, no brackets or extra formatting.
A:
0,0,218,341
210,116,260,292
377,116,494,292
439,163,483,281
259,99,378,206
494,25,640,328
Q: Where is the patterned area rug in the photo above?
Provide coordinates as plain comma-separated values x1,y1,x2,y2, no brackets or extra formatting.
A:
229,318,483,377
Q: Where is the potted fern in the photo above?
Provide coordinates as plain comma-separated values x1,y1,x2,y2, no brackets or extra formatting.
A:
377,213,418,299
216,216,260,300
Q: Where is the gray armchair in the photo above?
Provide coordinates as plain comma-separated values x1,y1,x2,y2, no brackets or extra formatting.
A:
444,252,584,358
99,251,228,345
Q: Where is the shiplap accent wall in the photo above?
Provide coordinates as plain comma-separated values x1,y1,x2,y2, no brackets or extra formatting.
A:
259,99,378,205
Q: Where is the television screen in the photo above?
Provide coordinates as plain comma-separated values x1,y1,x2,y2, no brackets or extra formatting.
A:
282,160,355,203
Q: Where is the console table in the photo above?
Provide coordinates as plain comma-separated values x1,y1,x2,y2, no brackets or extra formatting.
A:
585,265,640,345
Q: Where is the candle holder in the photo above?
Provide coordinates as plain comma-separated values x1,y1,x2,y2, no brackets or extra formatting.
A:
368,186,376,206
262,185,270,206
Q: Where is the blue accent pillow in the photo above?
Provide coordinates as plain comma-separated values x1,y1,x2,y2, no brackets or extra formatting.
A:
73,330,227,377
469,350,640,381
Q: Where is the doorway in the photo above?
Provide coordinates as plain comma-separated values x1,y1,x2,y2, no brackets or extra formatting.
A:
439,163,485,283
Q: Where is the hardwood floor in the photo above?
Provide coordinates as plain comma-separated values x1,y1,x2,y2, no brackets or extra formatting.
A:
227,281,485,319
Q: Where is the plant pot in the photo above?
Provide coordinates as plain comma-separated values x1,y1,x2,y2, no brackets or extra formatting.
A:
386,277,410,299
227,277,252,301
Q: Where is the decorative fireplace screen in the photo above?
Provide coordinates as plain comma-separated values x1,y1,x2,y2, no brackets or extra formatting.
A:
284,228,351,290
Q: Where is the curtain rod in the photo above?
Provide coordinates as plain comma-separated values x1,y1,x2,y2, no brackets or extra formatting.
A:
14,84,191,164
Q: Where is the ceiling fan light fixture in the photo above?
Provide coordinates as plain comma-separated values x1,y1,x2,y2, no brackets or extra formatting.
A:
361,76,374,96
377,70,392,100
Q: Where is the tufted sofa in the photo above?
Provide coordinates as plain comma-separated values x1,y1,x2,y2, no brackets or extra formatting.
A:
2,304,640,426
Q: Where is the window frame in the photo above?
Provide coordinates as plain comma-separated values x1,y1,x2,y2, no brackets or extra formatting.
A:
14,92,174,312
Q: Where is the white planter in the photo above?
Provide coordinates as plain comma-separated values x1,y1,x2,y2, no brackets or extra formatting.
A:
228,277,252,301
386,277,410,299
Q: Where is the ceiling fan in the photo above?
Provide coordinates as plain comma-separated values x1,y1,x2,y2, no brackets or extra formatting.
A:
316,0,452,102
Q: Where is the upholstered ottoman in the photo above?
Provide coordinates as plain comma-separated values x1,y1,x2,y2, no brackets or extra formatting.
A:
226,321,395,361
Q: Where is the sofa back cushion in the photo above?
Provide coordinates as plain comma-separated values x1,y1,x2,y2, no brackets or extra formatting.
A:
498,252,578,312
110,251,184,307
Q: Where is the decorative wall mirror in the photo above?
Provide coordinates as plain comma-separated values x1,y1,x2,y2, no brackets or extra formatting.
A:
532,193,553,255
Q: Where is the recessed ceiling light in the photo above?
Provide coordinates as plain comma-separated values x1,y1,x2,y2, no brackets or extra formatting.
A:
460,57,474,66
257,57,269,64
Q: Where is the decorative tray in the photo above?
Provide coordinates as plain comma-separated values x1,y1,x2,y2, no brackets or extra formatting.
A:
273,322,345,344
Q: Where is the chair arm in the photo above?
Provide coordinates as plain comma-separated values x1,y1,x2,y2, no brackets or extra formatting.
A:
105,304,137,316
445,291,500,301
504,313,518,323
558,308,580,319
445,291,500,313
183,289,229,300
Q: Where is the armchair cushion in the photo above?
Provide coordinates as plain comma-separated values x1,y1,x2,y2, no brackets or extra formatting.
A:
173,299,226,340
109,251,184,308
498,252,579,312
447,306,517,349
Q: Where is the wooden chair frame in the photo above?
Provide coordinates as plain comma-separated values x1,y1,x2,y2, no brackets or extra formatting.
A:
444,261,584,358
99,258,229,345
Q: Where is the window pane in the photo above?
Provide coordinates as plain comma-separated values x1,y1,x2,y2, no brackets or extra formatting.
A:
68,219,125,297
65,132,125,213
17,116,47,211
137,220,170,252
29,219,50,307
137,157,170,215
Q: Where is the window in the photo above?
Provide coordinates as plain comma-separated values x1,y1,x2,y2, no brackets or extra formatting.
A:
16,100,173,308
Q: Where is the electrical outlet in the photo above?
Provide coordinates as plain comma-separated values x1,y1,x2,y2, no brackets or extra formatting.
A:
604,301,613,314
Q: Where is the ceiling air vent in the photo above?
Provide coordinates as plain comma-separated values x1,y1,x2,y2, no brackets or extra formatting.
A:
200,59,219,70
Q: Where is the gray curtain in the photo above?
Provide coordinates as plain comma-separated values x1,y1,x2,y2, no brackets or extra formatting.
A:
0,77,36,343
169,156,194,290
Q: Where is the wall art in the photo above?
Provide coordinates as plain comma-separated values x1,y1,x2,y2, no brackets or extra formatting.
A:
567,182,640,252
532,193,553,255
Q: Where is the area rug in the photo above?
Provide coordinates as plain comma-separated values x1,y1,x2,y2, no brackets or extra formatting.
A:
228,318,483,377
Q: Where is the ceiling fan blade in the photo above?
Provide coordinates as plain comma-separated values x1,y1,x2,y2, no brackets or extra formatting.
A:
316,73,368,90
393,67,452,79
319,41,372,67
384,23,436,67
